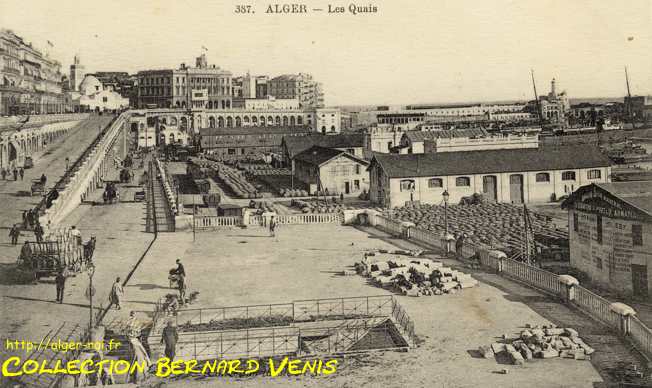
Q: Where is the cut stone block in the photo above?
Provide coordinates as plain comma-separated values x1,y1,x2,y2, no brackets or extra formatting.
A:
520,346,533,360
564,328,579,338
509,351,525,365
479,345,494,359
491,342,506,354
545,328,565,336
541,348,559,359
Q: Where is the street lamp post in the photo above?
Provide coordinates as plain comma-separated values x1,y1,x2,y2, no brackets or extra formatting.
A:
87,263,96,330
313,150,319,202
442,190,450,254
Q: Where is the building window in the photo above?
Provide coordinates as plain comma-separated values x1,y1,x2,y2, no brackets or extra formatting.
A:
228,148,236,155
456,177,471,187
596,215,603,244
355,165,361,175
596,257,602,269
633,224,643,246
587,169,601,180
535,173,550,182
562,171,576,181
354,180,360,190
346,148,355,154
428,178,443,188
400,179,415,192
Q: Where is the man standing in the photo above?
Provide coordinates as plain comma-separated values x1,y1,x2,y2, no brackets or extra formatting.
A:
9,224,20,245
40,173,47,186
19,168,24,181
160,320,179,361
34,222,44,243
1,167,6,180
269,216,276,238
13,167,18,181
177,273,186,305
55,269,66,303
65,157,70,171
71,226,82,246
110,277,124,310
174,259,185,277
455,233,466,256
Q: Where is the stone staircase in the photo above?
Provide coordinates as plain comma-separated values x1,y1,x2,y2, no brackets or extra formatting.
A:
17,322,86,388
302,317,394,354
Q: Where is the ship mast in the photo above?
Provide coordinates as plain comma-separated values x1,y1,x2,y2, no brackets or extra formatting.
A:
531,69,543,126
625,66,634,127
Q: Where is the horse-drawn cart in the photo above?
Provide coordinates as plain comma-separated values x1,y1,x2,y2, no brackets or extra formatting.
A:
31,180,45,196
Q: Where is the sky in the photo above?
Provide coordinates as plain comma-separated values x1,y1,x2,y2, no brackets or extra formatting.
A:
1,0,651,106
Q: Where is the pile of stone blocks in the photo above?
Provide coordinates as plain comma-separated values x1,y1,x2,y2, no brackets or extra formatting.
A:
481,325,594,365
355,251,478,296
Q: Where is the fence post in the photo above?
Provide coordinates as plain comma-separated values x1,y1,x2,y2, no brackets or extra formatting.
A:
497,256,505,274
558,275,579,303
610,302,637,336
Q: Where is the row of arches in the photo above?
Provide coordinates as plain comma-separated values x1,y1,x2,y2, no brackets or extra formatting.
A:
135,112,307,134
0,126,69,169
206,114,304,128
171,100,232,109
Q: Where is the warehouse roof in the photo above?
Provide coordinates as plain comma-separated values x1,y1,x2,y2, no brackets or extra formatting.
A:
293,145,369,167
402,128,490,143
370,145,611,178
562,181,652,218
282,133,364,158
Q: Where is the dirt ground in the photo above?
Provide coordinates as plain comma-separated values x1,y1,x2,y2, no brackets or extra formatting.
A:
119,224,607,388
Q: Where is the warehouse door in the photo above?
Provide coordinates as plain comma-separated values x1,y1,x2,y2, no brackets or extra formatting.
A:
632,264,648,297
509,174,524,203
483,175,497,202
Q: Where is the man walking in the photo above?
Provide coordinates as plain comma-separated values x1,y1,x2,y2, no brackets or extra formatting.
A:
9,224,20,245
13,167,18,181
55,269,66,303
19,168,24,181
110,277,124,310
160,320,179,361
65,157,70,171
1,168,6,180
40,173,47,186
